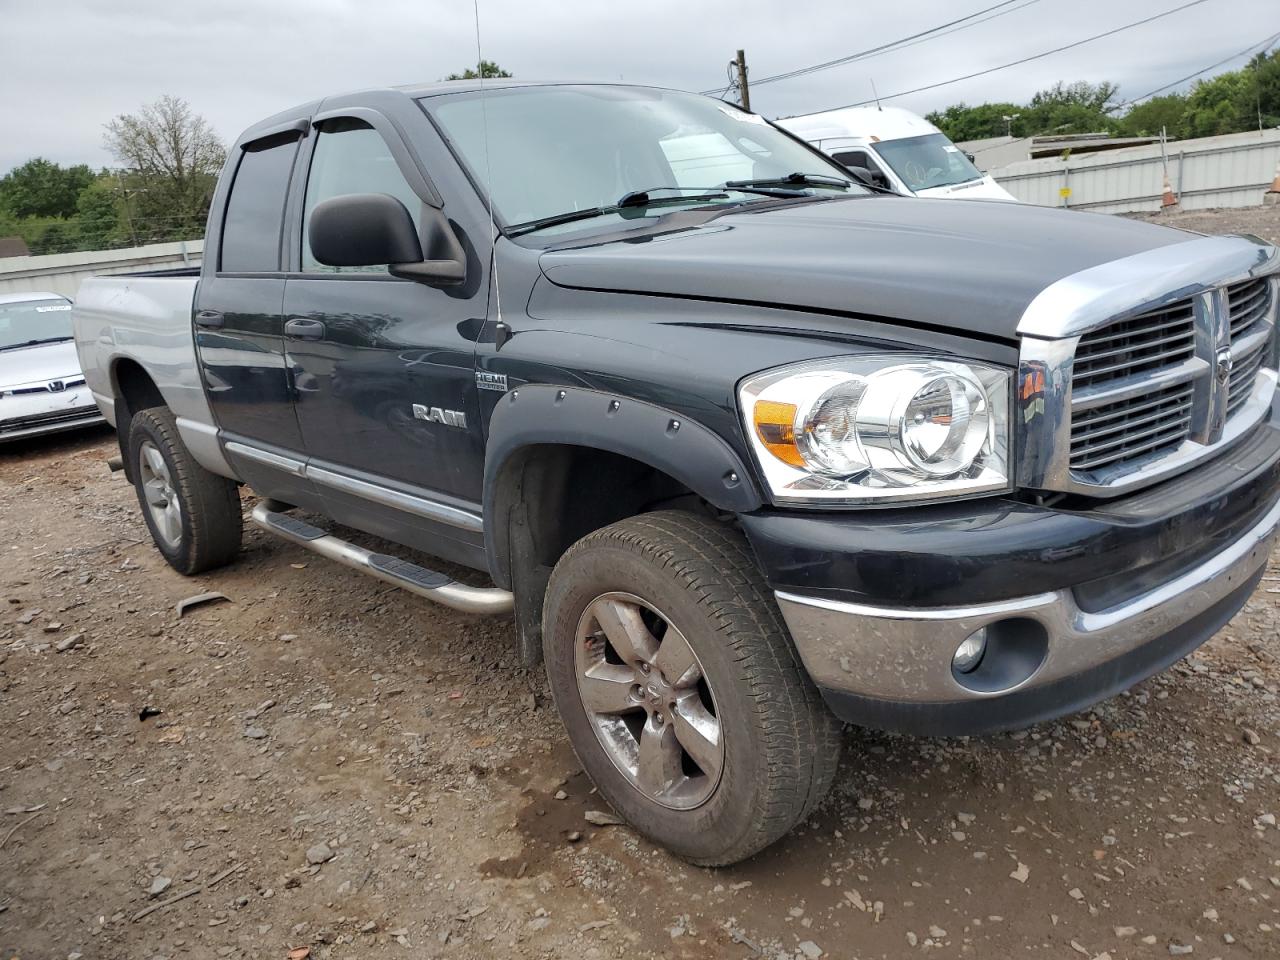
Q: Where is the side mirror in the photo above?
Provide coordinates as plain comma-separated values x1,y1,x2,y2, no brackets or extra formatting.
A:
308,193,466,286
964,152,976,164
847,165,893,193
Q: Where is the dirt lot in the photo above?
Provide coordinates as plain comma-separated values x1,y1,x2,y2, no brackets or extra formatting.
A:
4,205,1280,960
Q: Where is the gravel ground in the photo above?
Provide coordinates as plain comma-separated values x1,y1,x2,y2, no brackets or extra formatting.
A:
3,205,1280,960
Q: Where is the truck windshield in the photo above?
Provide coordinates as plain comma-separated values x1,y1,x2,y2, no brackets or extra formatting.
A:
0,297,73,351
873,133,983,191
427,86,864,235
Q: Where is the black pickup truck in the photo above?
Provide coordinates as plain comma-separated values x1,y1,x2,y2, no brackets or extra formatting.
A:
74,81,1280,865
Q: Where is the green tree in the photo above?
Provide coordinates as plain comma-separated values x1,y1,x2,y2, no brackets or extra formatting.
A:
1020,81,1120,136
103,95,225,242
0,158,95,219
75,178,126,250
1232,49,1280,131
1183,68,1251,138
1115,93,1189,137
29,222,76,256
445,60,512,80
925,102,1024,141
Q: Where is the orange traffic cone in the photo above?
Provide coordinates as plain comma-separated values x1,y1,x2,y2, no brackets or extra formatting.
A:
1161,171,1179,211
1266,154,1280,206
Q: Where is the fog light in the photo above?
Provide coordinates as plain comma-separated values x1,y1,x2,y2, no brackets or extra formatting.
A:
952,629,987,674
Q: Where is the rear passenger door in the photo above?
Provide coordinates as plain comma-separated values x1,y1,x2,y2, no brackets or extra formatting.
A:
196,127,307,467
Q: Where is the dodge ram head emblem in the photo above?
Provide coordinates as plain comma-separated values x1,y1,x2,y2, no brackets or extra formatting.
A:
1215,347,1233,384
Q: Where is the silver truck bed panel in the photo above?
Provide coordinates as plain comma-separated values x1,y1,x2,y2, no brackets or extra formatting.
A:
72,275,236,480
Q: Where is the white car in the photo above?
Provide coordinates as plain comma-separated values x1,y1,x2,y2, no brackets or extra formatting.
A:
778,106,1018,201
0,291,105,441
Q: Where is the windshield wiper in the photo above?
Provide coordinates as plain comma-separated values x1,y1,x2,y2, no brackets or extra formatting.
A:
617,187,730,208
509,189,736,237
0,336,73,351
508,207,611,237
725,172,853,192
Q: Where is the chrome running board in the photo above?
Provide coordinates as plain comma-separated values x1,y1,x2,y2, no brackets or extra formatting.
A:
249,502,513,616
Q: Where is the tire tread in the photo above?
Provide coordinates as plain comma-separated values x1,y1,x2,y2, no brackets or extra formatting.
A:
554,511,842,865
130,407,241,575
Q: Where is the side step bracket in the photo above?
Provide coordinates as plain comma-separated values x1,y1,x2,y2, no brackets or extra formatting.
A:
250,502,513,616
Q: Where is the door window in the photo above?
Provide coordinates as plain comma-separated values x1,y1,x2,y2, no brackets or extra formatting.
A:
831,150,885,178
220,134,300,273
301,119,423,273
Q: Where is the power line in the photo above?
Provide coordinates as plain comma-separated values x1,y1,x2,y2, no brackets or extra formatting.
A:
1108,29,1280,112
810,0,1215,113
698,0,1040,94
853,0,1044,64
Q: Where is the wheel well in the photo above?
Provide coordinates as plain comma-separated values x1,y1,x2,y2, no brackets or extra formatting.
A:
489,444,715,664
111,359,166,481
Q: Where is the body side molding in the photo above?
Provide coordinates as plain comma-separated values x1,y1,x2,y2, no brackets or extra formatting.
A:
222,439,484,533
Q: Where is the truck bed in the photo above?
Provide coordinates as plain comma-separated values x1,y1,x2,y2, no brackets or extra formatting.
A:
71,273,227,476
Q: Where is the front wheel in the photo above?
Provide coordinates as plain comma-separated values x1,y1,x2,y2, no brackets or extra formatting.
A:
129,407,242,575
542,511,842,866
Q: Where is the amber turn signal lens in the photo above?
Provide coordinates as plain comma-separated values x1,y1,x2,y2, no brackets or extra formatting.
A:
753,399,805,467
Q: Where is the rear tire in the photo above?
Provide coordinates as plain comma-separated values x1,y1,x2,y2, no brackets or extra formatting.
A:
542,511,842,866
128,407,242,575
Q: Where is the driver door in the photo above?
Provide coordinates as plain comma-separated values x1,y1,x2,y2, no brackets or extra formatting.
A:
282,114,487,559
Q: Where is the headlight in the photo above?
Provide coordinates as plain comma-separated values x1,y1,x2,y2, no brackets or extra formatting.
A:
739,355,1011,505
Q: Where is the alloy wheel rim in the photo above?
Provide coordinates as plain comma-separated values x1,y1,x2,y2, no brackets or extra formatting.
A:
574,591,724,810
138,440,182,549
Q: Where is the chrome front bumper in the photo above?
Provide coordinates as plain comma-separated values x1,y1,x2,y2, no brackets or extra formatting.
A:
777,494,1280,708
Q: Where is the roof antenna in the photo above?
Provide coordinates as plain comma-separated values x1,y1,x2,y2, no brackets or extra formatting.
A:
870,77,883,111
472,0,503,334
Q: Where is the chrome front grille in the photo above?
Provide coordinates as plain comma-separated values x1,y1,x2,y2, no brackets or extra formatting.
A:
1227,333,1269,419
1071,300,1196,390
1068,298,1201,476
1228,277,1271,339
1064,277,1276,483
1069,382,1194,473
1017,236,1280,498
1225,278,1274,421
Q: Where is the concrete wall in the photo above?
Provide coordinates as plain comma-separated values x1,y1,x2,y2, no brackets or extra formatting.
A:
0,239,203,300
989,129,1280,214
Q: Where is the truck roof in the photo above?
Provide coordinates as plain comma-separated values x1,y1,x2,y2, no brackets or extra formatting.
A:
776,106,942,144
235,81,692,148
0,291,66,305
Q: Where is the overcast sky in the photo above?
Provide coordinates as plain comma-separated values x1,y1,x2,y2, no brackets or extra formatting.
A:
1,0,1274,173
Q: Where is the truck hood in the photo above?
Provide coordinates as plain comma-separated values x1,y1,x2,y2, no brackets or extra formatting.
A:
0,339,84,389
538,197,1191,341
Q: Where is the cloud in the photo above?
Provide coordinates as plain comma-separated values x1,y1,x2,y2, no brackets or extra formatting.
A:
0,0,1270,172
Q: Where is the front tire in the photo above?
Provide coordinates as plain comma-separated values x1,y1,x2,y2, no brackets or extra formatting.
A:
542,511,842,866
128,407,242,575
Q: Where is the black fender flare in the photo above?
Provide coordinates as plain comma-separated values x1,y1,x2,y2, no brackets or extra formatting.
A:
482,384,763,587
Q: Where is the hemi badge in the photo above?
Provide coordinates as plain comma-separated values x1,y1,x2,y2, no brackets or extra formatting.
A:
475,371,508,392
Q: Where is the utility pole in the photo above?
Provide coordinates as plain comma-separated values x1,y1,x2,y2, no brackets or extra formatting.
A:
734,49,751,112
